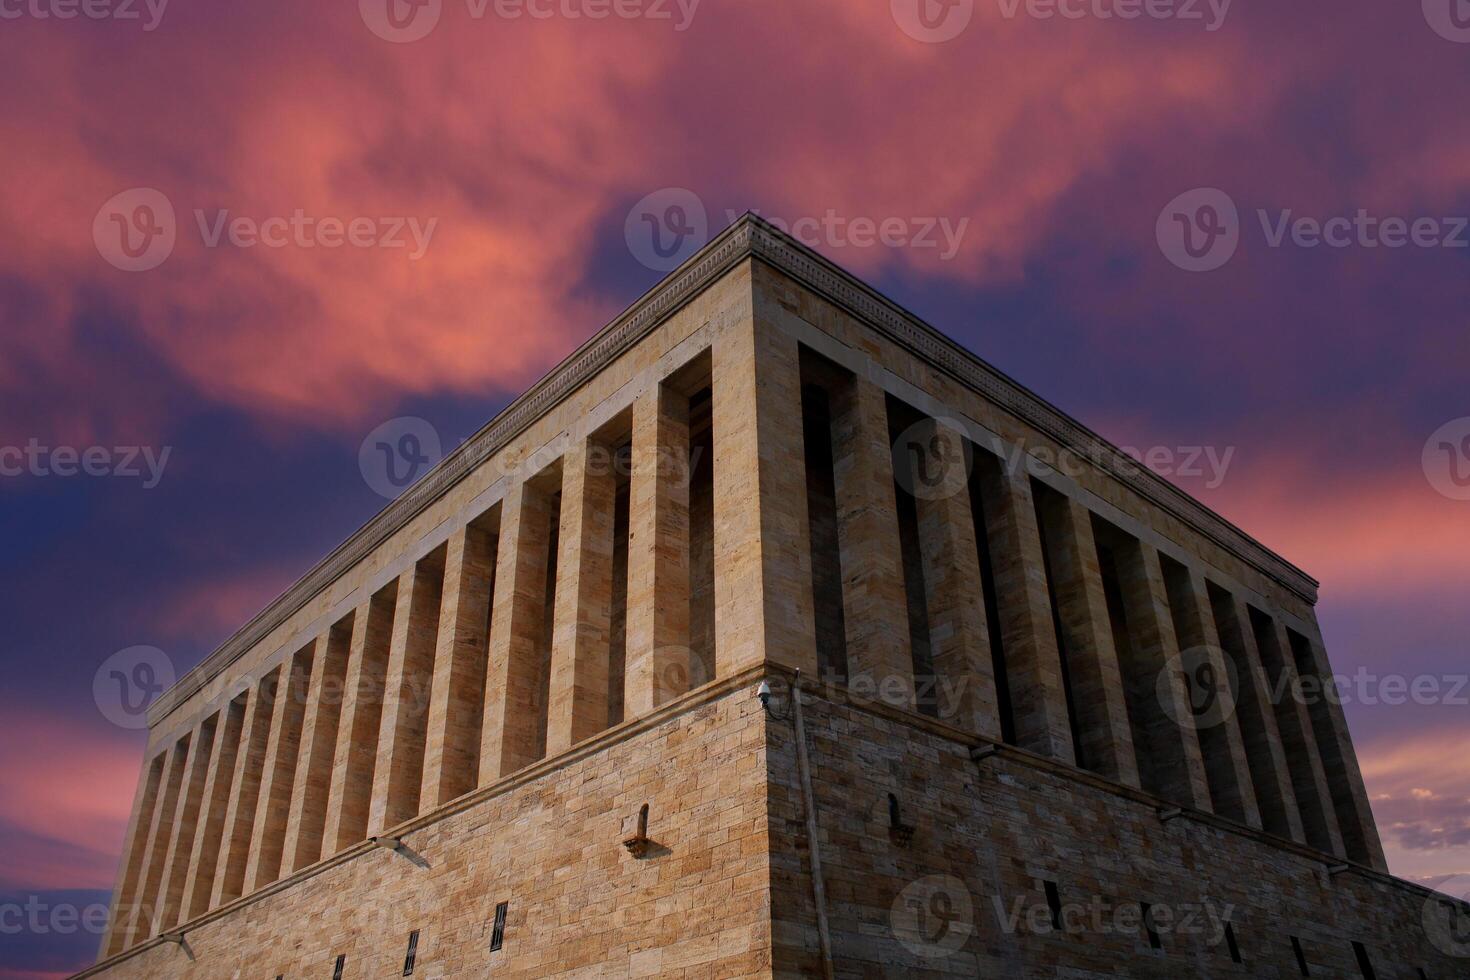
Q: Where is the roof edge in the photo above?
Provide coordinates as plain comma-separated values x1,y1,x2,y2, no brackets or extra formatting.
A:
146,212,1317,727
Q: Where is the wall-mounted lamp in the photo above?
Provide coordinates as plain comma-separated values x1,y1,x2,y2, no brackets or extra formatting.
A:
757,675,795,720
160,932,196,961
623,803,654,858
969,743,1000,763
370,835,429,868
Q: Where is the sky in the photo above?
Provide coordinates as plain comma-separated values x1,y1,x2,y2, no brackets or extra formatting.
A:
1,0,1469,975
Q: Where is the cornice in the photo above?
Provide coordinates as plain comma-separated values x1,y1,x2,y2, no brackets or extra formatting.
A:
147,213,1315,727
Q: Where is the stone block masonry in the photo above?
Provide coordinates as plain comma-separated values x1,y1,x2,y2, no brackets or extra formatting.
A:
87,215,1457,978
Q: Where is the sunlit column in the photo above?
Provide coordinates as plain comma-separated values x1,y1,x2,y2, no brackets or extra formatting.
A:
480,479,557,782
624,383,691,718
831,376,914,710
710,311,817,678
547,436,617,753
421,523,496,808
368,556,444,836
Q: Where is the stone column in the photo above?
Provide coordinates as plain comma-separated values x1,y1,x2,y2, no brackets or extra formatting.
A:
1218,595,1306,843
1260,617,1347,858
245,646,314,892
546,436,618,754
711,312,817,678
1300,624,1385,867
153,713,217,933
324,588,396,854
624,383,692,718
974,461,1076,763
181,694,247,922
1033,493,1139,786
906,417,999,736
212,668,279,906
831,376,914,710
368,557,444,837
421,523,496,809
1172,567,1262,829
102,751,164,955
480,479,557,783
282,624,353,874
126,732,191,941
1112,541,1212,810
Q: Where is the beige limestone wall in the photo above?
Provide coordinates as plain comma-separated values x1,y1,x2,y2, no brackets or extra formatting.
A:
88,681,773,979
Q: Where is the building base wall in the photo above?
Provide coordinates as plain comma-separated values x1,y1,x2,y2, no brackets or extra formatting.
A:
84,683,773,979
767,678,1458,979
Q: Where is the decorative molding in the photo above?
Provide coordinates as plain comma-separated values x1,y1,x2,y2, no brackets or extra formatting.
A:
148,213,1315,726
743,222,1317,605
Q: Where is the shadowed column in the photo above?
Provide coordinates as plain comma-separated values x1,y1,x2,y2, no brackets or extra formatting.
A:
711,306,817,678
324,586,396,853
1212,592,1305,843
831,377,913,710
282,621,353,873
974,457,1076,763
102,751,164,955
1109,539,1211,809
421,521,496,808
368,553,445,836
481,477,558,782
181,693,246,922
1253,611,1346,857
904,417,999,735
1034,491,1139,786
1294,625,1385,868
153,712,216,933
1164,563,1262,828
126,732,191,941
547,436,617,753
625,384,691,718
245,645,315,891
211,668,278,906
